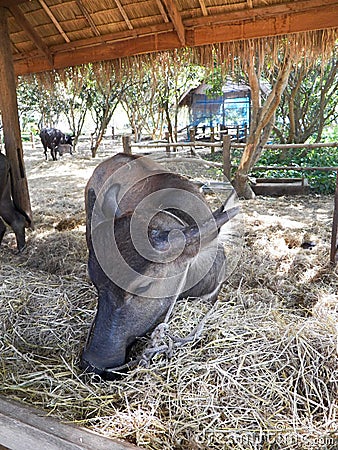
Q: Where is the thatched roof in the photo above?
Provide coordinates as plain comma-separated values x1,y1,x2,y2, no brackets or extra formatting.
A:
2,0,338,76
179,81,251,107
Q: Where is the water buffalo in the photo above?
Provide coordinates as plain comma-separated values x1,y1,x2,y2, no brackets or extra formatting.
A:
39,128,73,161
0,153,30,252
81,153,239,379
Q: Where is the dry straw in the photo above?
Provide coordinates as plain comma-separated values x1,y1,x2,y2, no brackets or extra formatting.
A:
0,147,337,449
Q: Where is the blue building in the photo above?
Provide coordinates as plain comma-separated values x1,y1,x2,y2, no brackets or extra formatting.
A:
179,81,251,139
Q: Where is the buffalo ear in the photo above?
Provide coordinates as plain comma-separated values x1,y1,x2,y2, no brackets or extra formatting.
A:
102,184,122,219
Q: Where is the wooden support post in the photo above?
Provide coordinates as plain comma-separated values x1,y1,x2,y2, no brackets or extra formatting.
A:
30,132,35,149
189,128,196,156
165,131,170,154
210,126,215,153
122,135,132,154
244,124,248,142
222,134,231,181
330,172,338,264
0,7,33,224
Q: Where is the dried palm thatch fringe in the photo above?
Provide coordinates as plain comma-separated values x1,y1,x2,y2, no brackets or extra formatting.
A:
21,29,337,86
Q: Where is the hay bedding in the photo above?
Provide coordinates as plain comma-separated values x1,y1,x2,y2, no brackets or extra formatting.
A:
0,144,338,449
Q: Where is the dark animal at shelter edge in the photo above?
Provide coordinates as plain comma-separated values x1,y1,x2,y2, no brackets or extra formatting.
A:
81,153,239,380
39,128,73,161
0,153,31,252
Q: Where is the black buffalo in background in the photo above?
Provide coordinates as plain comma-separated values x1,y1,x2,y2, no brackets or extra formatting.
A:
0,153,31,252
40,128,73,161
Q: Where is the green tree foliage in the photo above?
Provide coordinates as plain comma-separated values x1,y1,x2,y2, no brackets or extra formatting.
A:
17,73,66,131
272,54,338,144
252,146,338,194
89,61,129,157
154,51,204,141
120,52,204,142
59,65,94,149
120,60,164,141
206,32,337,199
231,40,293,198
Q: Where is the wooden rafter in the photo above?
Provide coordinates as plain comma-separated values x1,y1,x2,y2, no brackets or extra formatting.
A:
184,0,338,28
115,0,133,30
76,0,100,37
12,23,174,59
161,0,185,45
9,4,53,65
155,0,169,23
187,4,338,45
38,0,70,43
0,0,26,5
198,0,208,16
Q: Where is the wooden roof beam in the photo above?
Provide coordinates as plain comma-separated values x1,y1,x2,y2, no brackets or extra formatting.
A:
0,0,26,6
13,22,174,58
186,3,338,45
155,0,169,23
115,0,133,30
161,0,185,45
198,0,208,16
38,0,70,43
9,4,53,66
185,0,338,28
75,0,100,37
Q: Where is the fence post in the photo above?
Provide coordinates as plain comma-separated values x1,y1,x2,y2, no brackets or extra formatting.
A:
210,126,215,153
330,172,338,264
122,135,132,154
189,128,196,155
222,135,231,181
236,125,240,142
165,131,170,154
30,132,35,149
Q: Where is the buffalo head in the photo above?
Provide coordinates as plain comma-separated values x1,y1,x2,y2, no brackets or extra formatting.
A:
81,153,239,379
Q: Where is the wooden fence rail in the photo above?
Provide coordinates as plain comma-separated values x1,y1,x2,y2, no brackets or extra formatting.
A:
126,139,338,178
123,138,338,264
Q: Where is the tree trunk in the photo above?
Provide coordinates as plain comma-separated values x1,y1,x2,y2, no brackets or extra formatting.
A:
232,52,292,199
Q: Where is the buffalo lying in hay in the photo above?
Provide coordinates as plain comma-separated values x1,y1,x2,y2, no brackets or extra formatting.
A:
81,153,239,379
